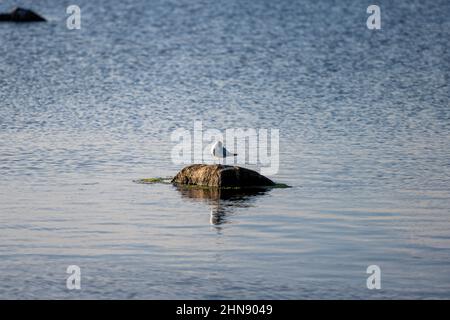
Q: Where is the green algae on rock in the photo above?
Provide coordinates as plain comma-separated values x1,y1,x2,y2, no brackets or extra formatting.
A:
133,177,172,184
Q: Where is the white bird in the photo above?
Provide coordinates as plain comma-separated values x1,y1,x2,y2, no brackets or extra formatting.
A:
211,141,237,159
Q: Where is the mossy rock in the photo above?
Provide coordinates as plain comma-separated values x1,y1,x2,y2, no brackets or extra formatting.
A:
171,164,276,188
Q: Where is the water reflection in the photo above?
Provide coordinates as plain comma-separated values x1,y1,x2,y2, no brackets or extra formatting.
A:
174,186,270,226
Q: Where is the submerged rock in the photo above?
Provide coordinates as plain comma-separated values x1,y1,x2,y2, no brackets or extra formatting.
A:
171,164,275,188
0,7,46,22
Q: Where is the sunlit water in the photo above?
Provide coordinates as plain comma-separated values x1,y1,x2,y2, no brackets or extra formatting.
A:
0,0,449,299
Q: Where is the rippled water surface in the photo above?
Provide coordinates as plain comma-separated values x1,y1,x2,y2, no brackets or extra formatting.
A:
1,0,449,299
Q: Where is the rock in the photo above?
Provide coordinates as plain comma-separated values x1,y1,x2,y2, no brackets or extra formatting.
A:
0,7,46,22
171,164,275,188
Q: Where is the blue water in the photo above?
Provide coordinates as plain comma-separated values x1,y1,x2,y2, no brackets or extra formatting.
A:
0,0,449,299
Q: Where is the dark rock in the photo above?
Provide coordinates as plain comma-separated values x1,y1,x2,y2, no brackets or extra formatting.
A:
0,7,46,22
171,164,275,188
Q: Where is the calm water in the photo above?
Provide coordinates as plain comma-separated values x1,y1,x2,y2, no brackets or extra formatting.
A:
0,0,449,299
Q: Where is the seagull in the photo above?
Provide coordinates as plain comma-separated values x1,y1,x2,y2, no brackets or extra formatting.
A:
211,141,237,160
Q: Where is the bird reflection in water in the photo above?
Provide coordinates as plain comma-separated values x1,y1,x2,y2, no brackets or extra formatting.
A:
174,186,270,228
